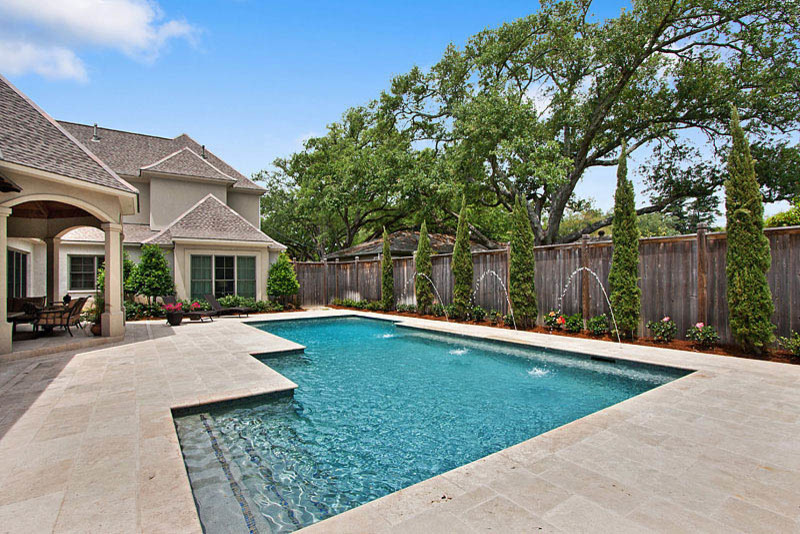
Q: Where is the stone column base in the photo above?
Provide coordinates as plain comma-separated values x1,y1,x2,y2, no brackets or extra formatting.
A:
101,310,125,338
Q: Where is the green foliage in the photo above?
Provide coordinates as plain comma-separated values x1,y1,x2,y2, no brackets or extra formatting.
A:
123,252,136,293
778,331,800,357
587,314,609,336
268,252,300,301
488,310,502,325
765,199,800,228
432,303,446,317
445,303,459,320
564,313,583,333
217,295,283,313
647,317,678,343
725,108,775,353
380,228,394,310
396,303,417,313
509,196,537,327
471,305,487,322
415,221,434,314
129,245,174,303
609,142,641,338
686,323,721,349
451,196,473,319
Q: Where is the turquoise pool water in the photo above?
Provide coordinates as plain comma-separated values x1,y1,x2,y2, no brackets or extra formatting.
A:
175,317,689,533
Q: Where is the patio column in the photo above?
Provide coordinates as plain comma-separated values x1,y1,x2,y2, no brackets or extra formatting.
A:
0,207,12,354
101,222,125,337
45,237,61,304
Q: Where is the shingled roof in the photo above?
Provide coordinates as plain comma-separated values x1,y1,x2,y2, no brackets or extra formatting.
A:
58,121,264,192
0,75,137,194
326,230,493,260
60,223,160,244
144,194,284,248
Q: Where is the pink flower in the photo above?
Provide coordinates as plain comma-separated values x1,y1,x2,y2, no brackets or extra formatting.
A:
695,322,704,329
662,316,670,322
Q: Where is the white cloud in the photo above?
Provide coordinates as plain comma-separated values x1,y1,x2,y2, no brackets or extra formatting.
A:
0,0,197,81
0,39,87,81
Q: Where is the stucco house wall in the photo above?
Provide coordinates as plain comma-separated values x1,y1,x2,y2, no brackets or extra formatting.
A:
226,191,261,228
149,176,228,229
123,178,150,225
7,238,46,298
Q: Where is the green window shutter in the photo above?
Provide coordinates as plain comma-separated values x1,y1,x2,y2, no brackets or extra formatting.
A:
236,256,256,298
190,255,212,300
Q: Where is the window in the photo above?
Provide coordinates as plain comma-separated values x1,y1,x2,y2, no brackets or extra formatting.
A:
68,255,104,291
190,254,257,299
190,255,212,300
237,256,256,299
7,250,27,298
214,256,235,297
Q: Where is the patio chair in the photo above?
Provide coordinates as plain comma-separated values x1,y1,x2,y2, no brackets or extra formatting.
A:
161,295,216,323
204,294,252,318
8,296,46,333
33,296,87,337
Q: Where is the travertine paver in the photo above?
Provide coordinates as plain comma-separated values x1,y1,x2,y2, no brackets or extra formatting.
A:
0,309,799,533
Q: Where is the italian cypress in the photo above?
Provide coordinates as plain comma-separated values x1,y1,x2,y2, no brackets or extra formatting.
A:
452,196,473,319
608,141,641,338
509,196,537,328
381,227,394,310
726,107,774,353
415,221,433,314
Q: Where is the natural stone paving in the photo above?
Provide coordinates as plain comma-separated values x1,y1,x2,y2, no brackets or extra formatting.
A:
1,309,799,533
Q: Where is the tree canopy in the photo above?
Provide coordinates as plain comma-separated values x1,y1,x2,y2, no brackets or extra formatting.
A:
260,0,800,257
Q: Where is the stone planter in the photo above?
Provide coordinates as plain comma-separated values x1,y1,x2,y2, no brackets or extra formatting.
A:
166,311,184,326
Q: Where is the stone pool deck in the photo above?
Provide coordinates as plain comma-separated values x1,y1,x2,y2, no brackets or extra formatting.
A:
1,309,799,533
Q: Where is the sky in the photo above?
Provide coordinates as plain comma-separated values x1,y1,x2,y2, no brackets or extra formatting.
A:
0,0,789,217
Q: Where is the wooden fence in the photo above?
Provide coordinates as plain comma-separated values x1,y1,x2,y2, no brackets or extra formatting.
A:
294,225,800,343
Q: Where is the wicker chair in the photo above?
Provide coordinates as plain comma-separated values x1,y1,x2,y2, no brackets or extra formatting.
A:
33,297,87,337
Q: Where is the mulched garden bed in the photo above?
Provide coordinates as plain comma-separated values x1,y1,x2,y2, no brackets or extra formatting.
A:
329,305,798,366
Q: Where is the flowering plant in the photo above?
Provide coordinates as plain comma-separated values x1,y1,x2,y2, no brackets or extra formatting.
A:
190,301,202,310
544,311,565,330
686,322,720,349
163,302,183,312
647,316,677,342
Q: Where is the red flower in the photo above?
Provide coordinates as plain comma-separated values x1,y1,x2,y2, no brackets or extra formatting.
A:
164,303,183,312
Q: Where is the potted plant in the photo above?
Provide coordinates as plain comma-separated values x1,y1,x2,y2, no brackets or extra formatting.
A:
164,302,184,326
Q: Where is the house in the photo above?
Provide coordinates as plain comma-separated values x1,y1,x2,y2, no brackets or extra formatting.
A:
13,109,285,305
325,230,493,261
0,73,137,352
0,73,285,353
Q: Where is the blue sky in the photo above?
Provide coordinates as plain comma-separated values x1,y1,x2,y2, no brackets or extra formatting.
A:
0,0,788,217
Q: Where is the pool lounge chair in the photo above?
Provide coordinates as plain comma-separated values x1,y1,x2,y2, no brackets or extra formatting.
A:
204,294,252,318
161,296,217,323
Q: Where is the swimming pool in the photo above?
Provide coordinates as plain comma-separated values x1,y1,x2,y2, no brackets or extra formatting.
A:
175,317,689,532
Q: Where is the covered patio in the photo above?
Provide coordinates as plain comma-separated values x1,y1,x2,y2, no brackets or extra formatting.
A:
0,73,138,355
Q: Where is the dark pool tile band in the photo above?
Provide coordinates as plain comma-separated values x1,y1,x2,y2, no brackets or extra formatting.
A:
394,323,697,375
171,389,295,417
199,413,262,534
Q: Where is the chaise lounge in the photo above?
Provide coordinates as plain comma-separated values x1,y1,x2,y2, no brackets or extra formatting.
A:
204,294,252,318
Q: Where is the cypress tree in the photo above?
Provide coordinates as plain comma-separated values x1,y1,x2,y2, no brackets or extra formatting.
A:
608,141,641,338
452,196,474,318
381,228,394,310
415,221,433,314
726,107,775,353
509,196,537,328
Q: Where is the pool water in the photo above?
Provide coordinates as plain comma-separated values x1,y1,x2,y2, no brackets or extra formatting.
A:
175,317,689,533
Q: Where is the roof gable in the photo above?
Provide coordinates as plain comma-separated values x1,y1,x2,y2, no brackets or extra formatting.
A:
145,194,284,247
0,75,136,194
141,148,235,183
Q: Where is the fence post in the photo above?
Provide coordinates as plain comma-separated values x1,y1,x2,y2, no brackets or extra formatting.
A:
377,253,382,302
322,258,328,306
354,256,360,301
412,251,417,306
335,259,339,300
696,223,708,325
581,234,590,329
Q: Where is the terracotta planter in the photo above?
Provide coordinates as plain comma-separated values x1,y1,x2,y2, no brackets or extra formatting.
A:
166,311,184,326
90,323,102,336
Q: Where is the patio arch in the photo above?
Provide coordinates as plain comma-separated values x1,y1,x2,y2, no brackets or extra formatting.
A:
1,193,116,224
